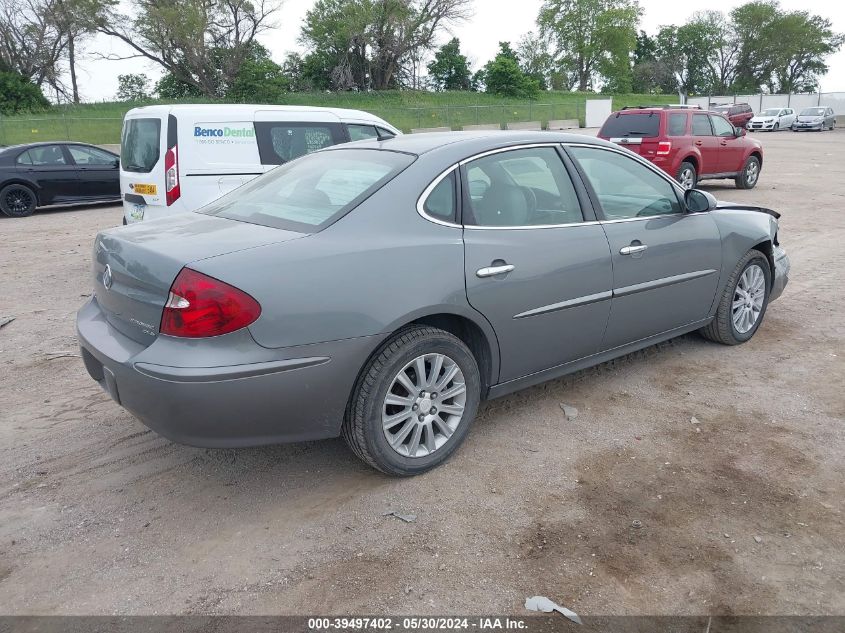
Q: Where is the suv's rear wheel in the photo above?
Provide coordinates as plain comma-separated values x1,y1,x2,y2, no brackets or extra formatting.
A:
676,161,697,190
735,156,760,190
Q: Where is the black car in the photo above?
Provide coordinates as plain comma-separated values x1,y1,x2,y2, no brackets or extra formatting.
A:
0,142,120,218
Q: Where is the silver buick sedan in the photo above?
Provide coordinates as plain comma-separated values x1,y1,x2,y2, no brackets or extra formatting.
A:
77,132,789,475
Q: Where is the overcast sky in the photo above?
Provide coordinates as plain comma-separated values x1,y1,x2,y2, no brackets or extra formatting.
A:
73,0,845,102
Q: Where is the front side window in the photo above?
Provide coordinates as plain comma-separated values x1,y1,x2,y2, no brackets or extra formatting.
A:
463,147,582,227
200,149,413,232
692,114,713,136
255,122,343,165
121,118,161,173
710,115,735,137
17,145,67,166
569,146,681,220
667,113,687,136
68,145,117,165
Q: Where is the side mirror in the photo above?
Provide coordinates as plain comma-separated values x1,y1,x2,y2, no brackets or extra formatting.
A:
684,188,717,213
112,157,120,168
735,126,746,137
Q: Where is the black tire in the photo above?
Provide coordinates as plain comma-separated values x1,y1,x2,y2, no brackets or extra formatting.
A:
122,216,128,226
735,155,761,190
773,122,779,131
0,184,37,218
342,325,481,476
676,161,697,190
700,250,771,345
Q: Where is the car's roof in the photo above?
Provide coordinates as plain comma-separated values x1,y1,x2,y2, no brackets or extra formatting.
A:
125,103,393,121
0,141,103,155
338,130,613,158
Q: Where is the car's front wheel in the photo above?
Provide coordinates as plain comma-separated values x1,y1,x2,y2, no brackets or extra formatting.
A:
343,325,481,476
735,156,760,189
700,250,771,345
676,161,697,190
0,184,37,218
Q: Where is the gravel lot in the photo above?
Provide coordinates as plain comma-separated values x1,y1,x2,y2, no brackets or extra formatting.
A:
1,130,843,616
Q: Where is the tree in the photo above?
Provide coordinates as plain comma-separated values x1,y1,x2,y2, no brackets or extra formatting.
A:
517,32,554,90
96,0,280,98
769,11,843,92
116,73,150,101
654,21,719,98
227,44,290,101
300,0,471,91
427,37,471,90
0,70,50,114
481,41,540,98
690,10,740,95
155,74,203,99
538,0,641,92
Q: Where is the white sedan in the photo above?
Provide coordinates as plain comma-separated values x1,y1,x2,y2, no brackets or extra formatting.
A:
747,108,796,131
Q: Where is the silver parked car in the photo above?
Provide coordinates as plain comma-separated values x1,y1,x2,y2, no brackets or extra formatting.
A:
792,107,836,131
77,132,790,475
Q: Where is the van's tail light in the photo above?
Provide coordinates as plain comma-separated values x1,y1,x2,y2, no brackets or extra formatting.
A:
164,145,180,206
160,268,261,338
656,141,672,156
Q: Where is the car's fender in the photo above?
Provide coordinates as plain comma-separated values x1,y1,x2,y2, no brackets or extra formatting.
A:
0,177,42,205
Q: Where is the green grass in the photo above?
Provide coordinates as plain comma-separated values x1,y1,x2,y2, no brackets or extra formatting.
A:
0,91,679,145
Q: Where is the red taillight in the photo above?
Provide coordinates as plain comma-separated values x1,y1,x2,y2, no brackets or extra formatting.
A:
160,268,261,338
164,145,180,206
656,141,672,156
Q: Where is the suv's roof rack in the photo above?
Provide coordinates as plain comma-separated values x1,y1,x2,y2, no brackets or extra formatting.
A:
620,104,703,110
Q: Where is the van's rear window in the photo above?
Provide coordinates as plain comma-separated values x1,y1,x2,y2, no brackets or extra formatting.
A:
121,118,161,173
199,149,414,232
600,113,660,138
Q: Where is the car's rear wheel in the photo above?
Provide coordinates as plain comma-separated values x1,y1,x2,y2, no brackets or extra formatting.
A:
735,156,760,189
343,325,481,476
676,161,697,190
700,250,770,345
0,184,37,218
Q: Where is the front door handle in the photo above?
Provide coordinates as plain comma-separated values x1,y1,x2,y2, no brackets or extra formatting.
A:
620,244,648,256
476,264,515,278
694,140,703,146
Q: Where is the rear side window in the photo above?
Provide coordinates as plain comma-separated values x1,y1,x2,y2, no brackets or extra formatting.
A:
667,113,687,136
347,124,379,141
692,115,713,136
17,145,67,166
600,113,660,138
423,171,457,222
121,118,161,173
200,149,414,232
255,122,345,165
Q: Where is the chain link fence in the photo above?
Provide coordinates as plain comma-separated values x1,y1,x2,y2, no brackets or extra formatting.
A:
0,102,584,146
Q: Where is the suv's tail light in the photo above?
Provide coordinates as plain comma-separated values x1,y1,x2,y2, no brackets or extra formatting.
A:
656,141,672,156
164,146,180,206
160,268,261,338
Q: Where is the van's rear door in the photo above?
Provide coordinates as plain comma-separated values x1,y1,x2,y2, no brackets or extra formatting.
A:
120,110,168,223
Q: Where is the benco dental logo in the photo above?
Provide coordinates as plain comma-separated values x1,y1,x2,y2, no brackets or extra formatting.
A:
193,126,255,138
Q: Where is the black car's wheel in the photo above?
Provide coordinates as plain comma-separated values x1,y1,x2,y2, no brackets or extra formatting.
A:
676,161,697,190
0,184,37,218
343,325,481,476
700,250,771,345
735,156,760,190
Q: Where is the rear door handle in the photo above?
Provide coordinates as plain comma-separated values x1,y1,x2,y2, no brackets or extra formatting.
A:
620,244,648,256
476,264,515,278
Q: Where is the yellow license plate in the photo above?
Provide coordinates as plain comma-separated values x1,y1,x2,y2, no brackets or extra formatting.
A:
132,184,157,195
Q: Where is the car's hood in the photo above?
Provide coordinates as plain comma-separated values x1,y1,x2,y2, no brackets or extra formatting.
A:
715,201,780,219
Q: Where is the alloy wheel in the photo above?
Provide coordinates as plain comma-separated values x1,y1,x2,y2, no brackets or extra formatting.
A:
744,160,759,186
382,353,467,458
5,188,33,214
679,168,695,190
732,264,766,334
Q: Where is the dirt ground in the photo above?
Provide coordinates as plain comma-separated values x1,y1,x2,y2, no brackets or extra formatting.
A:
1,130,843,617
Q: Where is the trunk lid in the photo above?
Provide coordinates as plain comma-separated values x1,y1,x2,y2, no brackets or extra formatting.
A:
92,213,305,345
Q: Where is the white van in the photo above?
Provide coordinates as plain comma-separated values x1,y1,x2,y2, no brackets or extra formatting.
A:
119,104,401,223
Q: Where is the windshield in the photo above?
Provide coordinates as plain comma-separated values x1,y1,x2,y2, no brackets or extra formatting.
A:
599,113,660,138
800,108,826,116
121,118,161,173
200,149,414,232
760,109,782,116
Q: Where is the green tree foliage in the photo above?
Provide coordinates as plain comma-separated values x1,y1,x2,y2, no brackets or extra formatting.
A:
0,70,50,114
655,21,720,98
538,0,641,92
480,41,540,98
517,32,554,90
154,74,204,99
427,37,472,90
226,44,290,102
300,0,471,91
115,73,150,101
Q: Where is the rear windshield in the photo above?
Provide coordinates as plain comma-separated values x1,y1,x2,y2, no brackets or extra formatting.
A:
199,148,414,232
121,118,161,173
600,113,660,138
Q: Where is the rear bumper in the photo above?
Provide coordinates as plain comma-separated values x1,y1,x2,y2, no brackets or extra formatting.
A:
770,246,789,302
76,298,381,447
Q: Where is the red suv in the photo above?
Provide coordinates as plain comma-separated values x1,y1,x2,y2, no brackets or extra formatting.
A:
711,103,754,128
597,106,764,190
